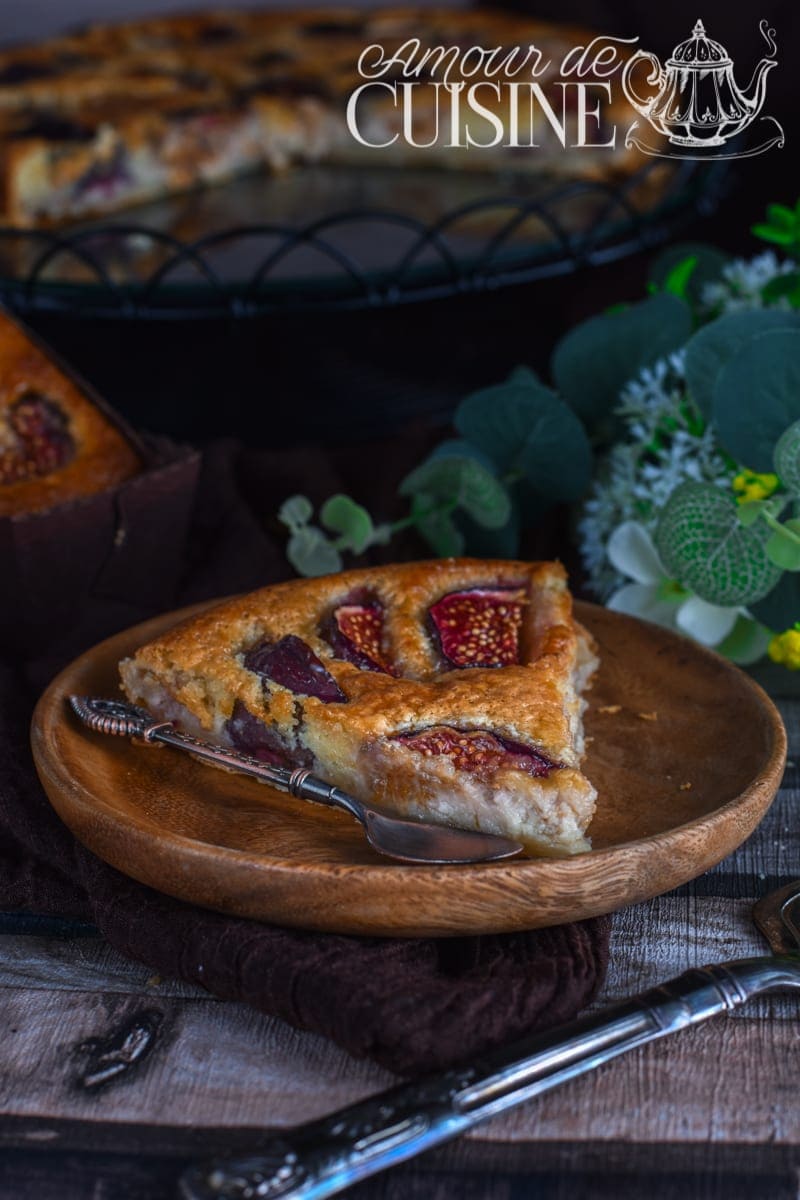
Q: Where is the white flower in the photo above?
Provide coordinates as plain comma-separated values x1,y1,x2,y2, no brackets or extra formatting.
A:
605,522,770,665
701,251,796,315
577,444,641,600
577,352,732,600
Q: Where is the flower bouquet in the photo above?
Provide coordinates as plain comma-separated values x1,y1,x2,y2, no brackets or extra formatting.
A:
279,200,800,684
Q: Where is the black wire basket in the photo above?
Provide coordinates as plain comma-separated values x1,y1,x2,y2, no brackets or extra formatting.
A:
0,157,730,321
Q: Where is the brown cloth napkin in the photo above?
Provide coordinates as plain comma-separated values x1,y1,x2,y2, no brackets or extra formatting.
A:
0,435,610,1077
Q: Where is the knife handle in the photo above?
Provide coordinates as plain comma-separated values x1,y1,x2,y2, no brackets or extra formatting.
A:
179,957,800,1200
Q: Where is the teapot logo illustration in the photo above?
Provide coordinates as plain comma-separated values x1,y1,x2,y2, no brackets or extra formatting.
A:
622,18,784,158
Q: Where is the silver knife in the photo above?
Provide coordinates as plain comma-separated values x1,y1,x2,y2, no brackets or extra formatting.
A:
178,879,800,1200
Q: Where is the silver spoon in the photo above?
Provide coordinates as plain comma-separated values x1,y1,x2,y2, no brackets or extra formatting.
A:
179,879,800,1200
68,696,523,865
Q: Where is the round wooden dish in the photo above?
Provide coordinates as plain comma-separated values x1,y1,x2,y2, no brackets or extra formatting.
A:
31,601,786,937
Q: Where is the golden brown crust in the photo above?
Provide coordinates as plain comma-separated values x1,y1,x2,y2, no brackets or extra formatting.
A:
120,559,599,855
0,310,142,516
122,559,571,737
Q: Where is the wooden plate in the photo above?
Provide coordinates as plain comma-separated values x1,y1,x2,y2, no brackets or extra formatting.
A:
31,601,786,937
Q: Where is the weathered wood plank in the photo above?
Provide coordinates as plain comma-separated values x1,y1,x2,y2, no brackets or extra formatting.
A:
598,895,798,1019
0,932,206,999
0,1114,797,1174
477,1014,800,1143
0,977,797,1145
0,987,390,1127
1,1139,797,1200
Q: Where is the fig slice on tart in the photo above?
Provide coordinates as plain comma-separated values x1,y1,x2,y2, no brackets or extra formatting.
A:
393,725,560,779
429,585,527,668
324,591,394,675
225,699,291,766
225,699,314,768
0,392,75,485
243,634,347,703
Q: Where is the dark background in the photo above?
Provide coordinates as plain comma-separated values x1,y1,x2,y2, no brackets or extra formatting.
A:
12,0,800,448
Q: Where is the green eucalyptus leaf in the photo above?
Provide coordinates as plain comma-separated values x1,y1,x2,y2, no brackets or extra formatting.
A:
713,328,800,470
655,482,782,606
715,616,771,665
774,419,800,494
750,571,800,630
400,453,510,530
319,493,374,553
766,521,800,570
737,500,767,527
428,437,496,472
454,371,592,501
683,310,799,419
551,293,692,426
286,526,342,577
278,494,313,532
411,493,465,556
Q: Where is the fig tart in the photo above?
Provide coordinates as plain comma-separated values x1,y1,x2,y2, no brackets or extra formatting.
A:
0,309,141,516
119,560,598,857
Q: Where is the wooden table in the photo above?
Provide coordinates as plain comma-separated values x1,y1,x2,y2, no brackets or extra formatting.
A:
1,700,798,1200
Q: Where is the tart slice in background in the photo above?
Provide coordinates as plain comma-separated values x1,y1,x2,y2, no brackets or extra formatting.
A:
0,307,141,516
120,559,598,857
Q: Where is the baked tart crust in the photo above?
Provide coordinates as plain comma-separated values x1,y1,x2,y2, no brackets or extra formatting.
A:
120,558,598,857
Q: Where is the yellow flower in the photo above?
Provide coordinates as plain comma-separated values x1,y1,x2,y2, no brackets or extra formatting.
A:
768,627,800,670
732,470,780,504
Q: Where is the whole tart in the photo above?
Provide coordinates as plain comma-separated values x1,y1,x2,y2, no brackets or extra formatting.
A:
119,559,598,857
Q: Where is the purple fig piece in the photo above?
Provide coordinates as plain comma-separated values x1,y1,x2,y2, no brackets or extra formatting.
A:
244,634,347,703
394,725,560,778
226,701,290,766
0,392,75,484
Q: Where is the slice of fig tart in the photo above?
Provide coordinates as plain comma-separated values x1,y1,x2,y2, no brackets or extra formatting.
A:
119,559,598,857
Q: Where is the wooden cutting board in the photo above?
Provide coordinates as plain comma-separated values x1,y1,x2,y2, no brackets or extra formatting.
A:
31,600,786,936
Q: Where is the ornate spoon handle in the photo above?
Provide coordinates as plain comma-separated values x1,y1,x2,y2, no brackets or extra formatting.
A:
68,694,362,815
179,956,800,1200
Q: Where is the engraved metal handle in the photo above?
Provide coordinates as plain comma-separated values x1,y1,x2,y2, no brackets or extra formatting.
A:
179,956,800,1200
68,695,360,813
